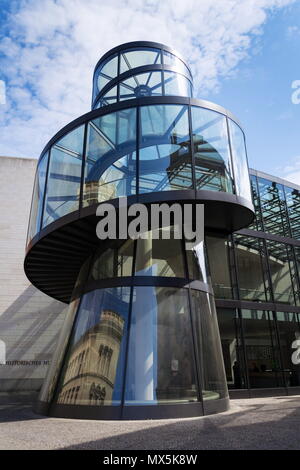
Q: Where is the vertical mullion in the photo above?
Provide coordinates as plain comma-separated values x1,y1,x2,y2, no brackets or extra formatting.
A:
231,234,241,301
264,239,276,304
120,239,137,417
182,234,204,411
117,52,120,103
226,116,237,195
136,106,140,197
26,164,39,245
187,286,205,413
79,123,88,214
238,308,251,392
272,309,288,390
40,148,51,231
267,310,281,387
188,104,196,191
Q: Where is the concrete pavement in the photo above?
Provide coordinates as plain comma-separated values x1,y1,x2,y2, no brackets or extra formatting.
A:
0,395,300,450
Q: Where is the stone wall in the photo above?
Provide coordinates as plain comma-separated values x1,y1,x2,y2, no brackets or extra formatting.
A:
0,156,66,392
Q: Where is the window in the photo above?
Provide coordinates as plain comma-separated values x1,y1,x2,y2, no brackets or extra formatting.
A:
276,312,300,387
285,186,300,239
56,287,131,406
206,235,233,299
217,308,247,389
191,107,233,193
257,177,289,237
119,72,162,100
241,309,283,388
190,290,228,401
83,108,136,206
94,54,118,100
42,126,84,227
139,105,192,193
90,240,134,280
164,71,192,97
27,152,48,241
234,235,269,302
120,48,161,74
228,119,251,201
125,287,197,404
267,240,297,305
135,230,185,277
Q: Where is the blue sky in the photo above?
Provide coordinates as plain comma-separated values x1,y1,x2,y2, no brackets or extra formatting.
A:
0,0,299,184
204,2,300,181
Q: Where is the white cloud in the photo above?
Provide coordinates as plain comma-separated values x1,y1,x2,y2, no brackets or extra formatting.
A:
0,0,296,158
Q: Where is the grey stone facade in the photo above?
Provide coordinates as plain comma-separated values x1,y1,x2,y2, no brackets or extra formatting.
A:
0,156,66,392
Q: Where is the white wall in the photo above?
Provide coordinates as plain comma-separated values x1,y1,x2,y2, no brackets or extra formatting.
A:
0,156,66,391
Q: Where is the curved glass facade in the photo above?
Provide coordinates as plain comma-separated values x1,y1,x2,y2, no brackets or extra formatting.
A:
92,44,193,108
38,235,228,415
26,42,257,420
27,103,250,242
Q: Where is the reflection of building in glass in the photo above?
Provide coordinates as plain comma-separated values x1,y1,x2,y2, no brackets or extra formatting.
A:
23,41,300,420
57,310,124,406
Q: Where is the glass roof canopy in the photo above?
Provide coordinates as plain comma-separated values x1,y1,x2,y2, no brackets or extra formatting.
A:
92,41,193,109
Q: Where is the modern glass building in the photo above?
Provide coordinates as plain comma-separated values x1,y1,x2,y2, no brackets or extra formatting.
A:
214,168,300,397
24,42,299,420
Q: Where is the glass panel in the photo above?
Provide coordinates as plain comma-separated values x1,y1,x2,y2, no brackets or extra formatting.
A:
206,235,233,299
276,311,300,387
163,51,191,79
249,174,263,230
96,86,118,108
39,297,81,403
191,107,233,193
190,290,228,400
125,287,198,405
42,126,84,227
83,108,136,206
119,72,162,100
135,229,185,277
27,152,48,242
164,71,192,97
56,287,131,406
94,54,118,98
228,119,252,200
267,240,296,305
139,105,192,193
285,186,300,240
90,240,134,280
186,240,209,283
217,308,247,389
120,48,161,74
257,177,290,237
241,309,283,388
234,235,269,302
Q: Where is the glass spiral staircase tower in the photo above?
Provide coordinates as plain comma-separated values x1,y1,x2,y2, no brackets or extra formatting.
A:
25,42,255,419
